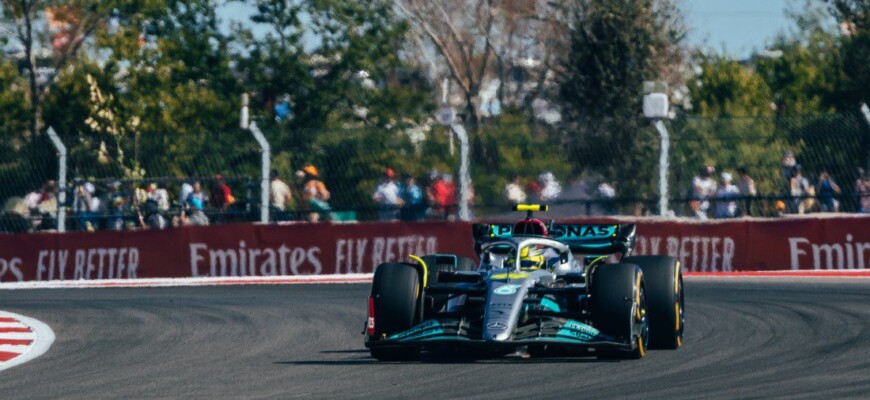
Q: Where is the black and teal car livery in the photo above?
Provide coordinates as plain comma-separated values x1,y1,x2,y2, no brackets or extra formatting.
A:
364,204,685,361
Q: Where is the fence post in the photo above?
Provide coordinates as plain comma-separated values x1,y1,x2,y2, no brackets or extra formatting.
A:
653,119,670,217
46,127,67,232
861,103,870,172
450,123,471,221
248,122,270,223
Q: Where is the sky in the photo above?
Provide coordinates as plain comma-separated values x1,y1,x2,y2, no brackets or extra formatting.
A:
217,0,800,60
682,0,797,58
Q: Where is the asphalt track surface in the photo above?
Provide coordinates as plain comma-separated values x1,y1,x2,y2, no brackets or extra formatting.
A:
2,278,870,399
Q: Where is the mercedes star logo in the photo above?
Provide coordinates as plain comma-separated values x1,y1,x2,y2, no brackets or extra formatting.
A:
486,322,507,330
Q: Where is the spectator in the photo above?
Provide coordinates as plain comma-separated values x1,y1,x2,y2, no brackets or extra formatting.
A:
817,170,841,212
789,165,812,214
74,181,101,231
132,182,148,209
185,181,206,209
598,182,616,215
302,165,331,222
774,200,787,217
690,166,717,220
147,182,170,211
107,195,128,231
400,175,425,221
38,180,58,215
292,170,307,215
270,169,294,220
138,199,167,229
856,169,870,213
736,167,757,216
179,177,194,207
24,182,57,230
782,150,797,193
538,172,562,202
504,176,527,205
427,173,452,220
210,174,235,211
23,187,43,212
426,172,442,219
181,196,210,226
526,180,541,203
105,180,128,231
715,172,740,218
373,168,403,221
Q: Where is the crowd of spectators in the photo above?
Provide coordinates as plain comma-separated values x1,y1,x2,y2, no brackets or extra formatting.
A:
370,167,473,222
502,172,563,206
3,154,870,233
684,150,870,219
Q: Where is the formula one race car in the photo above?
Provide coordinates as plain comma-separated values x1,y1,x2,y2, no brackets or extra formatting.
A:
364,205,684,361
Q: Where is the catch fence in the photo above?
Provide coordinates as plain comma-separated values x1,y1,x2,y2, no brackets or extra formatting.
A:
1,112,868,232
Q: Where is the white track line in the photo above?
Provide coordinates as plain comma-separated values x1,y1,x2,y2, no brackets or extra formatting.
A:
0,311,55,372
3,269,870,290
0,274,374,290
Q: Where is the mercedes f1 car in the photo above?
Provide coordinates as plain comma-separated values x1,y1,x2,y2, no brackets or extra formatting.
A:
364,204,684,361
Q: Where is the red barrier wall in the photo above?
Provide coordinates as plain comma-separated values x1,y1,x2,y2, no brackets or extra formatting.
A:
627,217,870,272
0,222,474,282
0,216,868,282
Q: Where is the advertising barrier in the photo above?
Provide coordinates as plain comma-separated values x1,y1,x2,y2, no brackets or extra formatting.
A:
0,222,474,283
626,217,870,272
1,216,868,282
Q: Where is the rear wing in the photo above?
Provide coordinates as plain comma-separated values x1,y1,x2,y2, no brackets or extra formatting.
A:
472,223,636,257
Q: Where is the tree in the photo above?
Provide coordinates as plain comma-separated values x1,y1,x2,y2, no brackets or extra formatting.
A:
0,59,36,200
755,1,848,114
557,0,687,198
827,0,870,105
395,0,500,127
0,0,106,138
86,0,243,179
689,57,775,118
676,56,789,199
397,0,583,128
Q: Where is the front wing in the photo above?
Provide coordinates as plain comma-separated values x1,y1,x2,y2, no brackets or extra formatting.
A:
365,318,634,352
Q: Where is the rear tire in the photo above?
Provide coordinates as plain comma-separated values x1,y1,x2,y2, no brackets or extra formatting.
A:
369,263,421,361
590,263,648,359
623,256,684,350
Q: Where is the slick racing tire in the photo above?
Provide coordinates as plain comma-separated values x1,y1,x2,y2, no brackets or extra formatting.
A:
623,256,684,350
590,263,649,359
370,263,422,361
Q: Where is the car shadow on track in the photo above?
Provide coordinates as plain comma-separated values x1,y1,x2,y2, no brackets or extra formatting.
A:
276,351,620,365
318,349,371,354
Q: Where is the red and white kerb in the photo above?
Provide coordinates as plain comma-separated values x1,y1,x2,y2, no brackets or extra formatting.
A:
0,311,55,372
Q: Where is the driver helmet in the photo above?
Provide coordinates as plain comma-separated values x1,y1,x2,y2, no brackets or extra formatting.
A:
509,246,545,270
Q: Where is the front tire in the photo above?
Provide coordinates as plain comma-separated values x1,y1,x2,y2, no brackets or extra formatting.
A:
590,263,648,359
369,263,421,361
623,256,684,349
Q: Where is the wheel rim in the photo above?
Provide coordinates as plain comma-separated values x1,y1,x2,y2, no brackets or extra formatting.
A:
635,281,649,355
677,276,685,342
